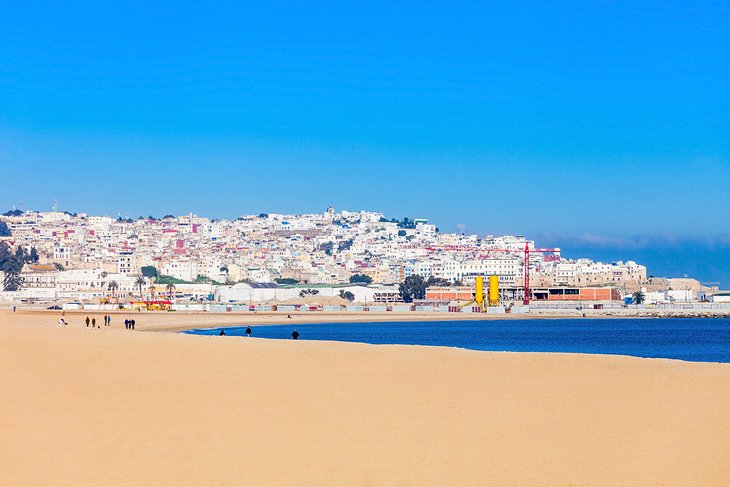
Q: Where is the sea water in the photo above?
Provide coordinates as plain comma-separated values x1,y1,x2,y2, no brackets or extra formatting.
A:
184,318,730,363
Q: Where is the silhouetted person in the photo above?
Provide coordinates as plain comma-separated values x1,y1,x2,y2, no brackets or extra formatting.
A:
219,329,226,336
245,326,252,337
107,315,111,326
291,329,299,340
104,315,108,326
287,314,292,319
92,317,96,328
13,306,16,312
131,319,136,330
124,319,129,330
85,316,90,327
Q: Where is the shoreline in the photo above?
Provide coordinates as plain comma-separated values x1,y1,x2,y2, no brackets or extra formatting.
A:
4,308,728,334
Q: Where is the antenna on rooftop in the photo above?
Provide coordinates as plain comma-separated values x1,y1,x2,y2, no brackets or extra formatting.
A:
52,198,58,212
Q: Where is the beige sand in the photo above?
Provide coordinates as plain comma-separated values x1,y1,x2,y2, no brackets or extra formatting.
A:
1,310,729,486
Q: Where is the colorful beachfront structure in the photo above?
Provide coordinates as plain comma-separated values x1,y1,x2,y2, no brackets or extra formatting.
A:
426,286,622,303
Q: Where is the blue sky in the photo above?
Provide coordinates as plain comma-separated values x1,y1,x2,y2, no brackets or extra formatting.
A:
1,1,728,283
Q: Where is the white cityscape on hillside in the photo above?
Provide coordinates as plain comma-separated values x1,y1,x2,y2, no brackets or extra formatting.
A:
0,207,717,305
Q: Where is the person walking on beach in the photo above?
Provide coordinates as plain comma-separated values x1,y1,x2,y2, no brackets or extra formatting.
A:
103,315,108,326
291,329,299,340
131,319,135,330
124,319,128,330
13,305,16,312
58,317,67,327
245,326,252,337
92,317,96,328
107,315,111,327
85,316,90,327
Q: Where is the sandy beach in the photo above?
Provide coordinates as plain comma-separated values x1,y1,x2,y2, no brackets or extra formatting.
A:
2,309,730,486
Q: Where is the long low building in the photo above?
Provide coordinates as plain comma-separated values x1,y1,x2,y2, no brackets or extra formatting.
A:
426,286,622,302
215,282,401,303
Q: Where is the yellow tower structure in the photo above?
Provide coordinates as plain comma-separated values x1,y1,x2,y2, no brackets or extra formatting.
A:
488,275,499,306
475,276,485,307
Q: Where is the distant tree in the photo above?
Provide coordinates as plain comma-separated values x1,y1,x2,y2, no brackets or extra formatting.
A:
425,276,451,287
632,290,646,305
26,246,40,263
397,230,406,237
299,288,320,297
0,242,25,291
339,290,355,302
399,275,426,303
166,283,176,299
453,280,464,286
25,247,40,264
135,276,146,298
53,262,65,271
156,274,189,285
141,266,158,278
0,221,10,237
378,217,388,222
194,274,222,285
337,239,353,252
258,213,269,218
108,280,119,294
275,278,299,285
349,274,373,284
3,271,23,291
319,242,334,255
2,209,23,217
397,217,416,229
163,214,175,220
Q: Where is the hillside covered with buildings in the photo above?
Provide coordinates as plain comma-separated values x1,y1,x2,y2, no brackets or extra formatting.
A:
0,208,718,306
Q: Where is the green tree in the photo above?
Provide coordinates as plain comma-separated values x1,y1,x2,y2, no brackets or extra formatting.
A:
0,221,10,237
399,275,426,303
108,280,119,295
425,276,451,287
135,276,146,298
141,266,158,278
53,262,65,271
349,274,373,284
166,282,176,299
275,278,300,285
632,290,646,305
319,242,334,255
299,288,320,297
0,242,25,291
156,274,189,285
339,290,355,302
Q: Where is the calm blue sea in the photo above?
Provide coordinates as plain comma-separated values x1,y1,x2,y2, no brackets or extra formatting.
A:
184,318,730,363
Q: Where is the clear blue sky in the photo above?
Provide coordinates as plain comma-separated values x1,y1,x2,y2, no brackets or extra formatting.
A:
1,1,728,282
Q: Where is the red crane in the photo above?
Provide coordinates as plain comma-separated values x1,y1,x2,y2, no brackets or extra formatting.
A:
425,242,561,305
